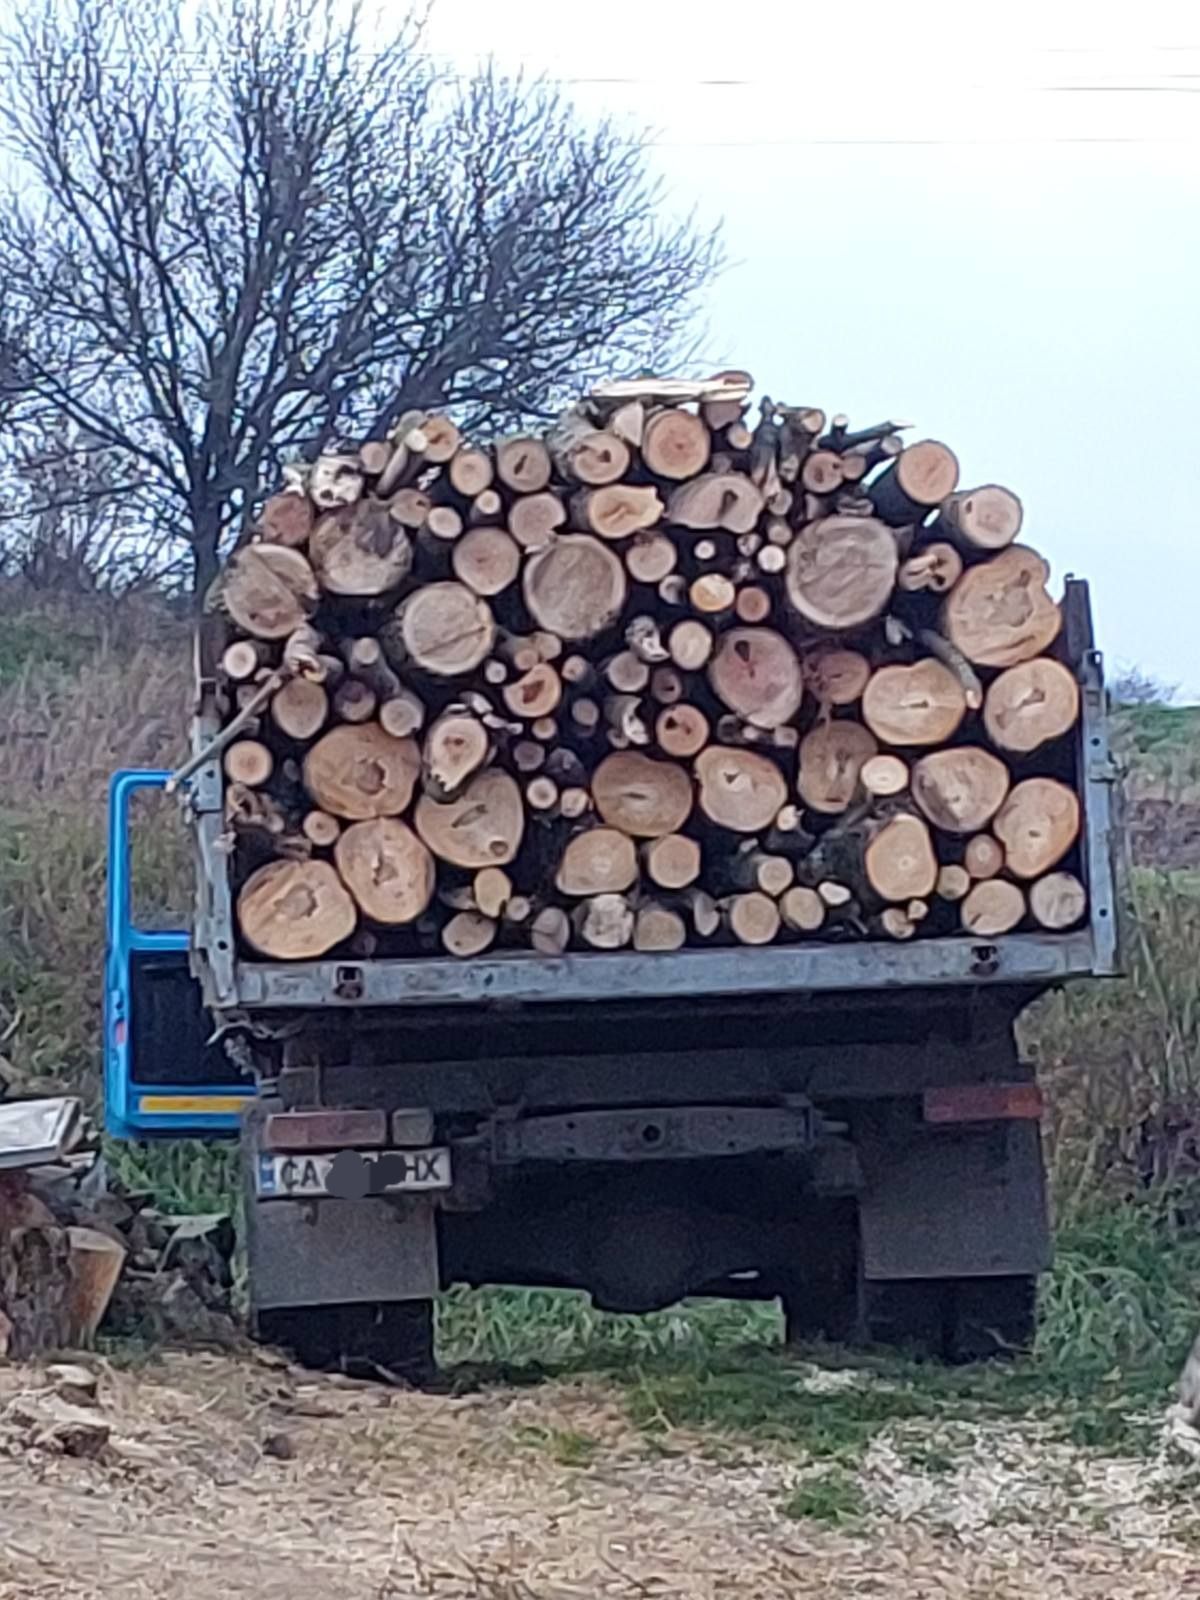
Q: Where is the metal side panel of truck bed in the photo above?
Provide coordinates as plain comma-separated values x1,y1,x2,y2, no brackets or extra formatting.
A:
186,577,1118,1015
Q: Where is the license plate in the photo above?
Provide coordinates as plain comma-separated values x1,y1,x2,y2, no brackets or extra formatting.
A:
256,1147,451,1199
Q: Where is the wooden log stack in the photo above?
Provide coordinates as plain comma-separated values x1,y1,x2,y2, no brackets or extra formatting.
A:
208,376,1088,960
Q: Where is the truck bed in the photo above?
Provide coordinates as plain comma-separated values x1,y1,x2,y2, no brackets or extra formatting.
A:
187,579,1117,1016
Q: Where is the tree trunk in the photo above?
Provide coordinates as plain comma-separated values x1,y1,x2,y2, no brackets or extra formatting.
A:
785,517,897,630
237,859,357,958
335,818,435,924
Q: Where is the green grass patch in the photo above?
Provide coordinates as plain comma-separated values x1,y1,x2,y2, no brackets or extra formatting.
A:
780,1468,866,1526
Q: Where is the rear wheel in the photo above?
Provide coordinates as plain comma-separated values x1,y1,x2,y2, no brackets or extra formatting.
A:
256,1299,436,1384
863,1274,1037,1361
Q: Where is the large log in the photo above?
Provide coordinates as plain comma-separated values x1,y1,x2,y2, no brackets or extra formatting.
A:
864,814,938,902
667,472,764,534
868,440,959,525
910,747,1010,834
983,658,1080,753
221,545,318,639
257,492,314,548
694,747,788,833
992,778,1080,879
309,501,412,595
574,485,663,539
386,582,496,676
936,485,1023,551
861,660,967,747
556,827,639,896
797,721,878,814
708,628,804,730
942,547,1060,668
592,752,693,838
642,409,711,480
303,724,421,819
961,879,1025,936
785,517,898,631
802,649,871,708
452,526,521,596
334,819,435,924
237,859,356,958
413,769,525,867
523,535,627,641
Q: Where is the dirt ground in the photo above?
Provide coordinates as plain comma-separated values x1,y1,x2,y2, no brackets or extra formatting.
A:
1,1350,1199,1600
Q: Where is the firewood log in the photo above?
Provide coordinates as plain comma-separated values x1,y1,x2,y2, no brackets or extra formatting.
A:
964,835,1005,880
257,492,314,548
708,628,804,729
509,491,567,549
862,660,967,747
936,485,1023,551
655,703,710,759
634,904,687,951
877,907,916,940
309,454,364,510
332,678,377,724
573,485,663,539
556,827,639,896
303,724,420,819
496,436,552,493
780,885,825,933
942,547,1060,668
626,533,677,584
668,619,713,671
983,658,1080,753
867,440,959,526
523,535,627,641
413,769,525,867
531,906,571,954
388,488,433,529
992,778,1080,879
238,859,356,958
310,501,412,595
271,678,329,741
727,891,780,945
448,447,494,498
224,740,273,787
961,879,1025,936
473,867,513,919
797,721,878,814
469,488,503,525
785,517,897,631
422,710,491,800
1029,871,1087,930
643,833,701,890
864,814,938,902
606,651,651,694
384,582,496,677
378,689,426,739
504,664,563,720
592,752,693,838
526,776,559,811
452,526,521,596
694,747,788,833
574,894,635,949
910,747,1010,834
441,911,497,957
668,472,763,534
335,818,435,924
860,754,909,797
898,542,963,594
302,811,341,848
220,545,318,639
221,639,272,681
802,649,871,708
935,864,971,902
420,415,461,464
642,409,711,479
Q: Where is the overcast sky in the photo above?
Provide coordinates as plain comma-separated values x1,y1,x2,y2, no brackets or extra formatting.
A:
421,0,1200,696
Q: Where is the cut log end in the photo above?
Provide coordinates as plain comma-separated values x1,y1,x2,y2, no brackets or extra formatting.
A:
911,747,1010,834
1029,871,1087,930
238,859,356,958
727,891,780,946
961,879,1026,936
694,747,788,834
992,778,1081,879
983,658,1080,754
335,818,435,925
442,911,497,958
592,752,693,838
864,814,938,903
797,721,877,815
643,409,711,480
862,660,967,748
785,518,898,632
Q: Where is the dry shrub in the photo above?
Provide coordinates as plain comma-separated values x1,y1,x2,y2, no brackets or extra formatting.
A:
0,588,190,1099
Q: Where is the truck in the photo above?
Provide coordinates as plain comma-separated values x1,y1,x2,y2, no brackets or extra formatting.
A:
105,579,1117,1380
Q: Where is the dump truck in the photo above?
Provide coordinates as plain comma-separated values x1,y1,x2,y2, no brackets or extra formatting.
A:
105,575,1116,1379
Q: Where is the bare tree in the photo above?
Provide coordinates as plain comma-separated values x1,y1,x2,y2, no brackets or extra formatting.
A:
0,0,720,595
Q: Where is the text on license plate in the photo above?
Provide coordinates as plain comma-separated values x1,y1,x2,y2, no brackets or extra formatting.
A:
256,1147,451,1199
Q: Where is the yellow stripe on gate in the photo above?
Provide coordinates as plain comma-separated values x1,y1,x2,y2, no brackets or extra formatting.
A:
137,1095,251,1115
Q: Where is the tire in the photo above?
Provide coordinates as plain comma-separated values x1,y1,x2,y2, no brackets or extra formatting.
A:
863,1274,1038,1362
256,1299,436,1384
781,1200,862,1345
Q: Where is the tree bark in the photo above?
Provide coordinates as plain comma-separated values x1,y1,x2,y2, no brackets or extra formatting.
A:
868,440,959,525
785,517,898,631
237,859,356,958
334,818,435,924
303,724,421,819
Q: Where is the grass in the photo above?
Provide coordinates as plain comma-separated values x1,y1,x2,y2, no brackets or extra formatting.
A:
779,1468,866,1525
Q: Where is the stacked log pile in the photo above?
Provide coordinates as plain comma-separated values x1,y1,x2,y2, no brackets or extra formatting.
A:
206,372,1087,960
